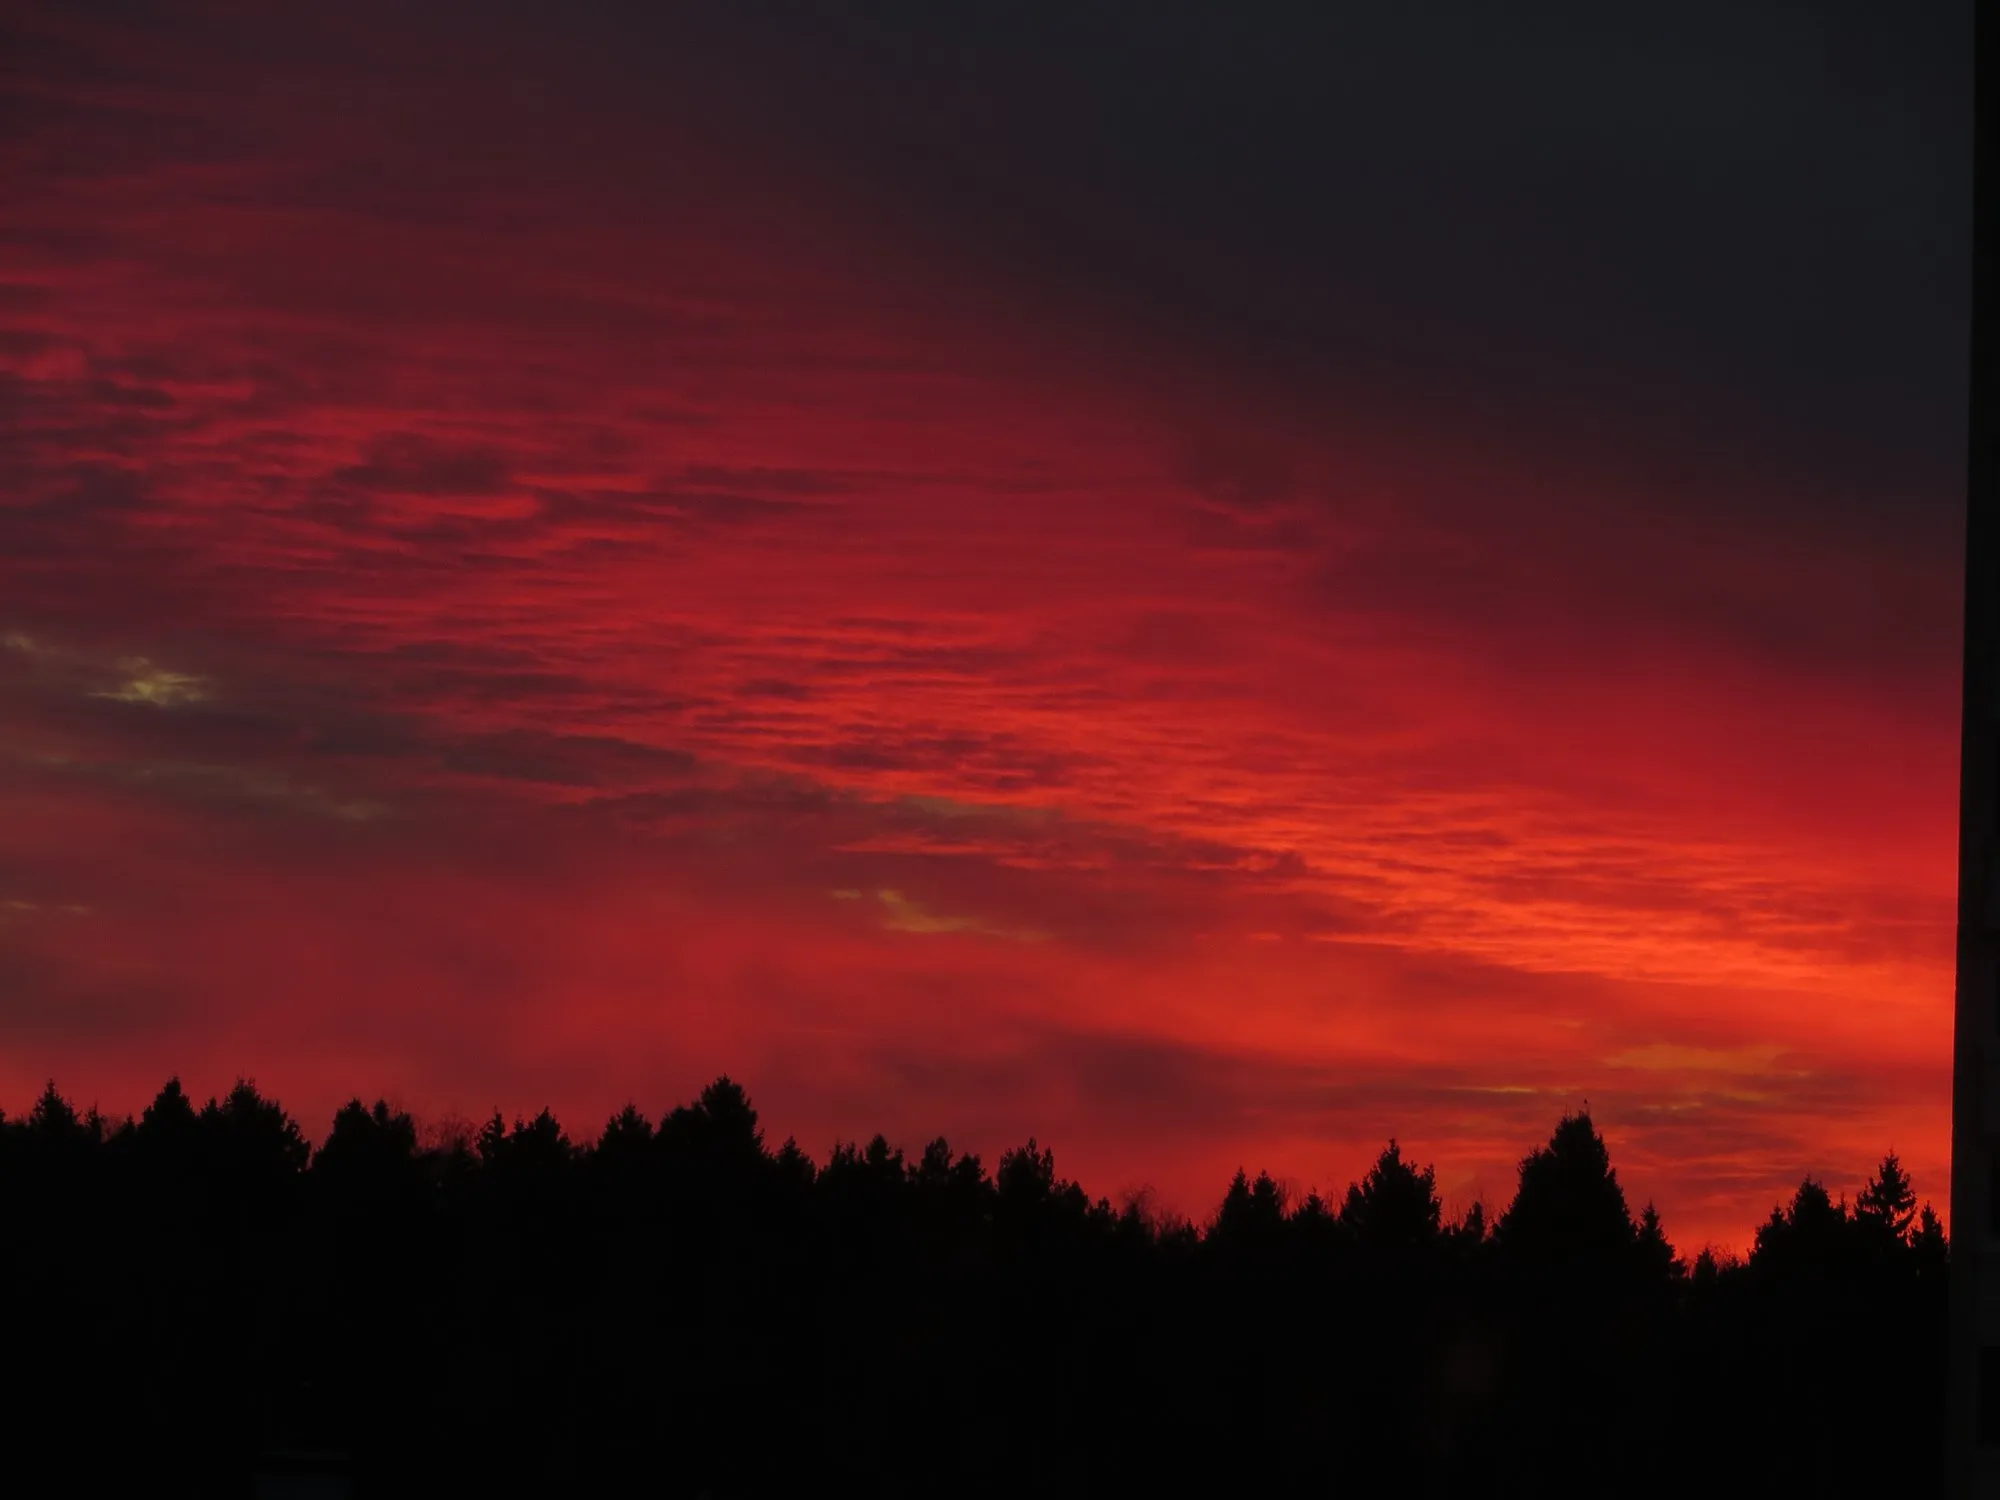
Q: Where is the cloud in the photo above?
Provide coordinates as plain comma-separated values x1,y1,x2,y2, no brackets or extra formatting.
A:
0,0,1960,1254
0,899,89,918
1602,1043,1798,1078
329,433,514,497
91,659,206,707
869,888,1051,944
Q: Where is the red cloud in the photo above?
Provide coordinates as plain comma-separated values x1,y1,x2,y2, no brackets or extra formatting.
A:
0,3,1958,1256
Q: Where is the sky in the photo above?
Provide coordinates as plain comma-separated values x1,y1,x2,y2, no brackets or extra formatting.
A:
0,0,1973,1251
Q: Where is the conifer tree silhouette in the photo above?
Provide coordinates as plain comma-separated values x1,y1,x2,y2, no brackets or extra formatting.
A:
0,1073,1953,1497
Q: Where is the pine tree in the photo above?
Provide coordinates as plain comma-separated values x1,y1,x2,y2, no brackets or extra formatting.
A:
28,1080,79,1138
1910,1203,1948,1281
1212,1167,1287,1243
1635,1201,1684,1281
1853,1151,1917,1252
1340,1140,1442,1253
1495,1110,1635,1270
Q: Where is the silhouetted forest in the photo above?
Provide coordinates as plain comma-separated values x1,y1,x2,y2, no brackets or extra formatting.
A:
3,1075,1948,1497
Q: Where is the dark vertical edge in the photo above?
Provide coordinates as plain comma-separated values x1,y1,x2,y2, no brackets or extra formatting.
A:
1952,0,1996,1493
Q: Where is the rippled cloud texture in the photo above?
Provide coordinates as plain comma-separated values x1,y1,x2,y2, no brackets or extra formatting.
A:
0,1,1970,1248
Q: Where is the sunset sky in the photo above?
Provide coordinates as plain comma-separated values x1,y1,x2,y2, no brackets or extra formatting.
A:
0,1,1972,1251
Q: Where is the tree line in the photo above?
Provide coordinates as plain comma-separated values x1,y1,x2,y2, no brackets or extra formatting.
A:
1,1075,1949,1497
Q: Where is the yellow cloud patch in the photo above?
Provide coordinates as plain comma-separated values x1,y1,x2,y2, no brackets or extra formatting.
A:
868,888,1050,943
95,658,206,707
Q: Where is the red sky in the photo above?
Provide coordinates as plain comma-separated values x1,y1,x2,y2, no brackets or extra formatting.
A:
0,3,1970,1252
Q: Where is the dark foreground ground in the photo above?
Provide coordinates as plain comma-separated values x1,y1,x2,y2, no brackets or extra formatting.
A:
3,1077,1948,1496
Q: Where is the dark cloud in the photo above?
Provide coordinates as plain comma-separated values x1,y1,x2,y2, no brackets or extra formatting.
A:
0,945,202,1055
757,1010,1911,1222
438,728,700,788
330,433,514,497
583,0,1968,533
